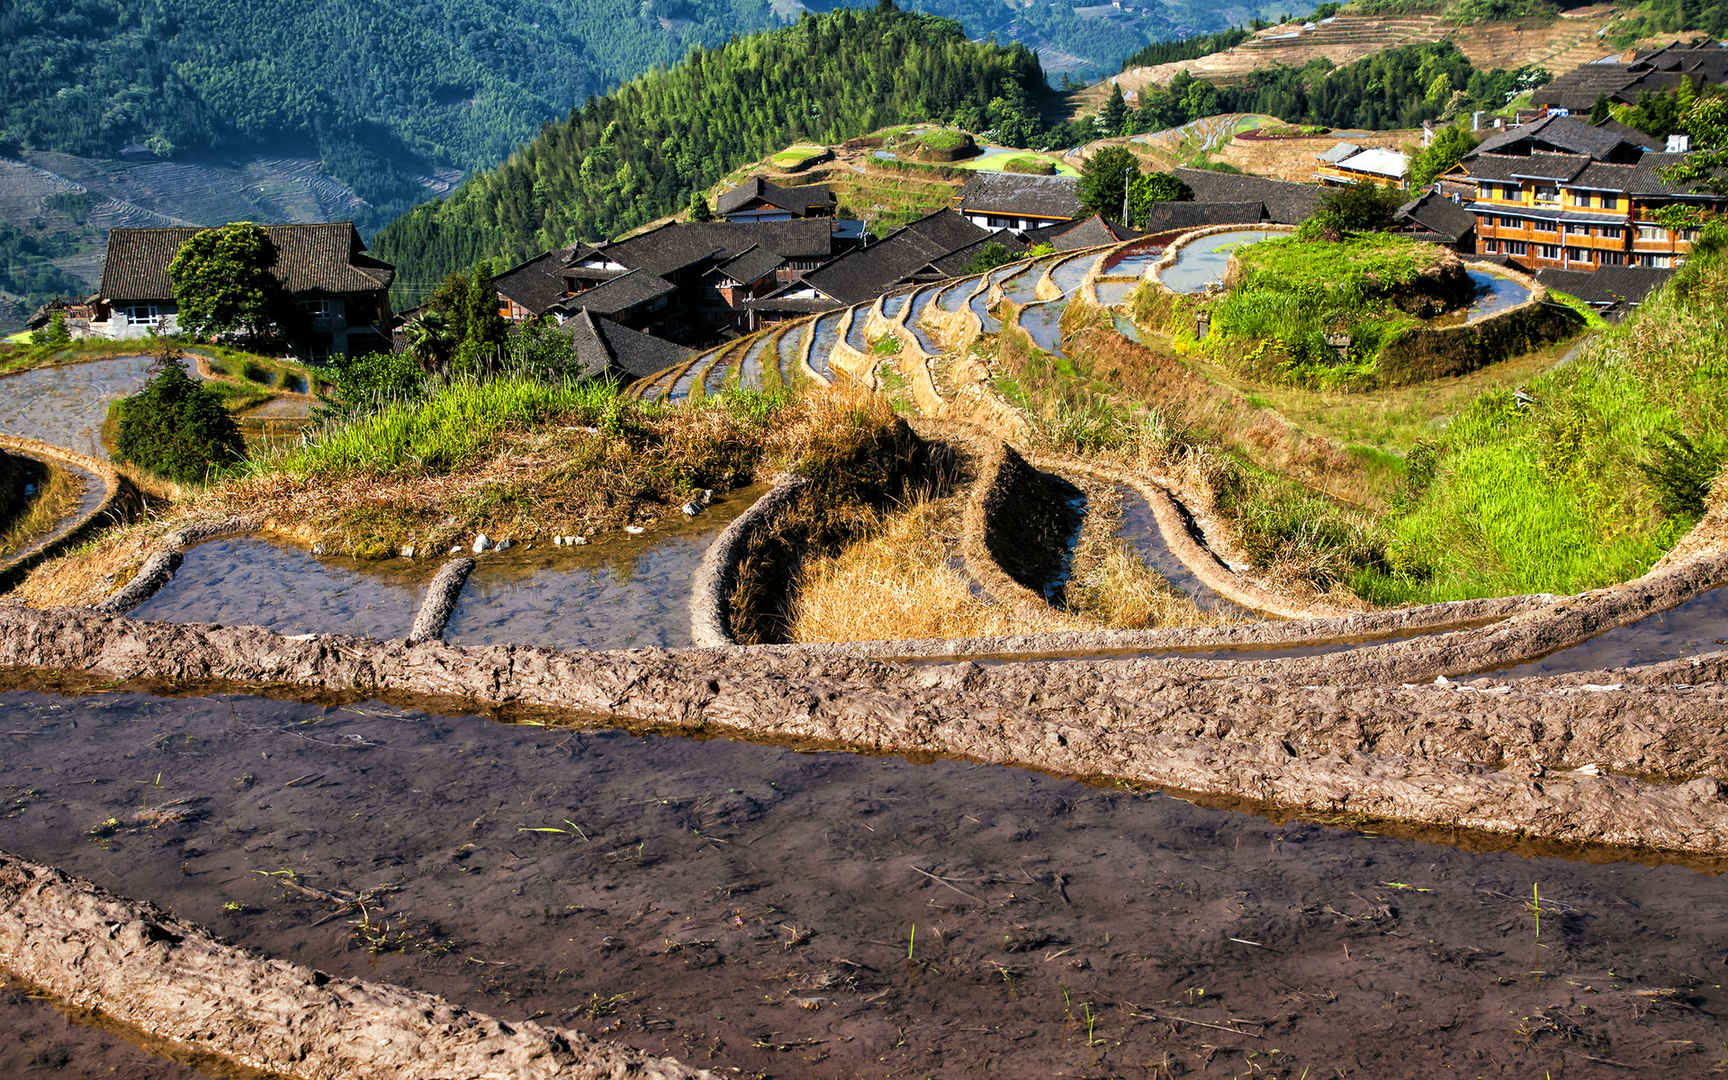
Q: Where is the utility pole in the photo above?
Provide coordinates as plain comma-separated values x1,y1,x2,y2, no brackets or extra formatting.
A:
1122,164,1133,226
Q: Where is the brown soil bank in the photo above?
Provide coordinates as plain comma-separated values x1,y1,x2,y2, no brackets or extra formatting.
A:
0,544,1727,856
6,690,1728,1079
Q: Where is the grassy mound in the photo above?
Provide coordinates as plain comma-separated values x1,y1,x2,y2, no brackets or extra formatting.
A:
771,145,828,171
1003,155,1057,174
907,129,978,162
1193,234,1464,388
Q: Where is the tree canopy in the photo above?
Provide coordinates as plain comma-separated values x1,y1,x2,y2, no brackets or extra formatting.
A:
167,223,298,340
1077,145,1141,223
112,352,246,483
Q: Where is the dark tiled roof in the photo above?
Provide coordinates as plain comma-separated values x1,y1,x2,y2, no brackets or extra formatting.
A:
594,219,835,277
1021,214,1134,250
743,295,844,314
1468,115,1657,161
716,177,836,217
802,210,994,304
554,269,676,317
1458,152,1591,183
1533,45,1728,108
1534,266,1671,309
100,222,392,302
1531,64,1647,109
1139,201,1267,232
493,248,575,314
957,173,1082,220
1397,191,1476,243
1171,169,1320,224
561,310,691,380
1571,153,1709,196
710,245,785,285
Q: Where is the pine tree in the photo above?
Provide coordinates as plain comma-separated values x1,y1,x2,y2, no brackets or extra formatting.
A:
1101,83,1128,135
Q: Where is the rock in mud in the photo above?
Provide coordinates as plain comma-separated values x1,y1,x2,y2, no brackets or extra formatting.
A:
472,533,492,554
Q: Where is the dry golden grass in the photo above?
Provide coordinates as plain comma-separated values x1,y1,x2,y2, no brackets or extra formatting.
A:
790,496,1090,642
1061,483,1218,629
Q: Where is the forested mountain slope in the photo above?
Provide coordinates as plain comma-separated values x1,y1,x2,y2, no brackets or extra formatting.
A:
373,6,1047,290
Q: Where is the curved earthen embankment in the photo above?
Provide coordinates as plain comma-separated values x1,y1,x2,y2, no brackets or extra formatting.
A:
406,556,476,644
958,440,1080,618
0,436,141,595
0,851,715,1080
690,476,810,647
1,595,1727,855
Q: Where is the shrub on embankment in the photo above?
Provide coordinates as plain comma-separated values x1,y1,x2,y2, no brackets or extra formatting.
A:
1356,235,1728,604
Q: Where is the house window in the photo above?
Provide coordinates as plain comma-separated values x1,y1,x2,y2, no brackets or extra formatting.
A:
1566,248,1591,264
1504,240,1528,255
302,298,339,319
1538,244,1561,260
124,304,163,326
1599,250,1626,265
1534,186,1560,203
1597,226,1622,239
1498,216,1521,229
1602,195,1619,210
1637,224,1669,242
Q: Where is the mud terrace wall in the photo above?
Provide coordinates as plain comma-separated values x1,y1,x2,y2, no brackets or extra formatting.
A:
3,544,1728,855
690,477,809,646
965,442,1081,613
0,436,140,594
408,556,476,644
0,852,716,1080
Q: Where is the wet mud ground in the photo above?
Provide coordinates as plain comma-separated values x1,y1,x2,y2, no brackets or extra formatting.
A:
5,690,1727,1078
0,976,223,1079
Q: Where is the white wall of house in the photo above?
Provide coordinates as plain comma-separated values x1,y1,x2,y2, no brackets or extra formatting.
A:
84,302,180,340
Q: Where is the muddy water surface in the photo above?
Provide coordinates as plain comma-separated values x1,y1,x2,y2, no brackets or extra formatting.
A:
127,538,425,638
4,689,1725,1079
1094,279,1136,308
0,356,154,455
441,488,761,650
1490,585,1728,678
0,980,221,1079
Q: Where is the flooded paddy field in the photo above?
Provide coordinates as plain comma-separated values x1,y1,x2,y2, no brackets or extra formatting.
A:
442,487,761,650
0,978,229,1079
127,538,426,639
4,688,1725,1078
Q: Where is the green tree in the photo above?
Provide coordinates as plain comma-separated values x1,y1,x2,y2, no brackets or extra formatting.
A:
1078,145,1141,223
1299,180,1405,240
465,260,508,347
317,349,426,420
689,190,714,222
402,309,454,369
1126,170,1193,225
1660,94,1728,208
962,240,1018,274
167,222,295,340
1100,83,1128,136
112,351,245,483
1408,123,1478,187
32,311,71,346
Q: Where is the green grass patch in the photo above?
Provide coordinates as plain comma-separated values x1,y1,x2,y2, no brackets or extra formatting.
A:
1003,155,1056,175
1356,240,1728,604
771,144,826,170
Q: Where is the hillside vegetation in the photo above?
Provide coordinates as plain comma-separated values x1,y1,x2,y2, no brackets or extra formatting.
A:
375,7,1045,287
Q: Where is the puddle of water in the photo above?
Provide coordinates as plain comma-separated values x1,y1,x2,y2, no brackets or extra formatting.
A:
904,285,943,354
4,689,1724,1077
1487,586,1728,678
968,287,1002,334
808,311,843,378
665,352,716,403
1018,301,1065,357
0,355,154,456
0,980,221,1079
736,334,772,390
1159,230,1281,294
1096,279,1137,308
1430,269,1534,328
999,263,1051,305
1102,248,1161,276
882,292,910,320
702,344,737,397
442,488,761,651
127,538,425,638
1050,255,1097,296
936,280,972,313
776,323,807,385
1115,484,1243,615
844,308,871,353
3,460,106,563
1112,313,1144,344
